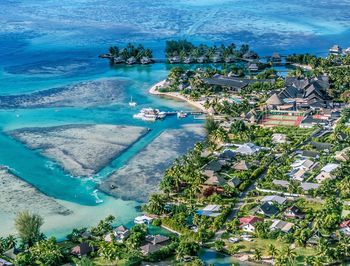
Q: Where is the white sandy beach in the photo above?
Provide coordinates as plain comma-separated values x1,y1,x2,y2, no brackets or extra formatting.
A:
149,80,207,112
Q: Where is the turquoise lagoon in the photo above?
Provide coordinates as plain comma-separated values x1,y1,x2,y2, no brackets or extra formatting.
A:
1,0,350,240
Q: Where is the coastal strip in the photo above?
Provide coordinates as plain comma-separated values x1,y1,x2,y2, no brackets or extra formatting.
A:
149,80,207,112
8,124,149,177
99,124,206,202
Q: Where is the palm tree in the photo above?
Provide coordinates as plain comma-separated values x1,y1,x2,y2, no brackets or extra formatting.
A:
147,194,166,215
253,248,262,261
72,257,94,266
304,256,315,266
204,117,219,134
15,211,44,247
282,246,297,264
267,244,277,258
30,238,64,266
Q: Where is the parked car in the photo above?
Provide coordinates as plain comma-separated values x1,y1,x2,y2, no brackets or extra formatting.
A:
228,237,240,243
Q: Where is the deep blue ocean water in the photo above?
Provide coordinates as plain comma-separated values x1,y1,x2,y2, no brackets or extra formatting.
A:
0,0,349,240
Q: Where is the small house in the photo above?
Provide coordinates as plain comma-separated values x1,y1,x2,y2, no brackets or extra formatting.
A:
256,202,279,217
0,258,12,266
315,171,335,183
300,182,320,191
239,216,263,232
270,219,294,233
197,205,221,217
335,147,350,162
340,220,350,236
261,195,287,205
71,243,93,257
272,179,289,189
284,206,305,219
321,163,339,173
227,177,242,188
233,160,251,171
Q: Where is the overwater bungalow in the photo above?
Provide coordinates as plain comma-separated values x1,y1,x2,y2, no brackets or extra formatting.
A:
126,56,137,65
183,56,194,64
113,56,125,64
197,56,207,63
212,54,222,63
271,52,282,62
140,56,152,64
243,51,258,60
169,56,181,64
224,55,235,63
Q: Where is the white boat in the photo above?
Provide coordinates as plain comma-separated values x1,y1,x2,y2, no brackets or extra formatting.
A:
133,113,144,119
142,115,157,122
158,111,167,119
134,215,153,224
133,108,165,121
129,96,137,107
177,111,188,118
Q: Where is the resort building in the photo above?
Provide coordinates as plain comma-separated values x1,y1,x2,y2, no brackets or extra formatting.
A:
234,143,261,156
105,225,130,242
272,133,287,144
140,235,170,256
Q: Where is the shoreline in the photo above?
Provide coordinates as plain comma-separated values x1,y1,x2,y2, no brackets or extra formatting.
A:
149,80,207,112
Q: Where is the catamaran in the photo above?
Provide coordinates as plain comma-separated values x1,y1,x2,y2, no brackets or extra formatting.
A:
133,108,167,121
128,96,137,107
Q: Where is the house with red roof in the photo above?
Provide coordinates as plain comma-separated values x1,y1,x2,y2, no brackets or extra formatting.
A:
340,220,350,235
239,216,263,232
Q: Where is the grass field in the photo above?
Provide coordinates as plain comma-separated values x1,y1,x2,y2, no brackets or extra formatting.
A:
227,238,317,265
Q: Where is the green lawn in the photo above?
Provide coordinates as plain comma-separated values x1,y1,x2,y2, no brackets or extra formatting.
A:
227,238,317,265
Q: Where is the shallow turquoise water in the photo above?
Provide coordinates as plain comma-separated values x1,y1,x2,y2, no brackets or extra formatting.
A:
1,0,349,239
